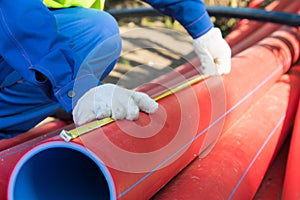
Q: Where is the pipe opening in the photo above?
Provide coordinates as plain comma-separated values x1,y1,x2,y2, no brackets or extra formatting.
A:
10,147,111,200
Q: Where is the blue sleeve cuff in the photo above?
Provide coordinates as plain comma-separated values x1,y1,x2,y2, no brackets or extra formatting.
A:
184,12,214,39
54,74,100,112
144,0,214,39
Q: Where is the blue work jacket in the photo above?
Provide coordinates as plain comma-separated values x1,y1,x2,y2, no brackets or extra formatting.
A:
0,0,213,112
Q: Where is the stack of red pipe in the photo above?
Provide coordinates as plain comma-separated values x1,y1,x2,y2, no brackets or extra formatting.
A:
1,0,300,199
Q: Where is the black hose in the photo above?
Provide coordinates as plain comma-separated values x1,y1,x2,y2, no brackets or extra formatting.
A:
206,6,300,26
107,6,300,27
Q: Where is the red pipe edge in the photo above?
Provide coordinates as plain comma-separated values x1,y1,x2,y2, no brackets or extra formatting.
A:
1,27,299,200
153,63,300,200
247,0,265,9
229,1,300,56
0,120,68,152
227,0,287,46
253,134,290,200
282,98,300,200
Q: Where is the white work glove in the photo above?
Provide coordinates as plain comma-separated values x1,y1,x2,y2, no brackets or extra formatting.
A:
193,27,231,75
72,83,159,125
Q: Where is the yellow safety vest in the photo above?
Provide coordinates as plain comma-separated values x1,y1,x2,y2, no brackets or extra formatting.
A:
43,0,106,10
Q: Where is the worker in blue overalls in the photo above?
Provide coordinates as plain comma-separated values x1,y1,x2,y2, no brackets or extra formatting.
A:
0,0,231,139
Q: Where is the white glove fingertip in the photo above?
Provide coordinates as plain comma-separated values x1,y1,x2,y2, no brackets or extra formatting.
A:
216,58,231,75
144,100,159,114
133,92,159,114
126,100,139,120
200,59,219,76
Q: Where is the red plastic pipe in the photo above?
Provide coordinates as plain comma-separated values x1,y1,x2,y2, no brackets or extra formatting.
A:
253,136,290,200
247,0,266,9
153,63,300,200
229,1,300,55
230,0,271,34
227,0,284,47
0,120,68,152
282,98,300,200
2,27,299,200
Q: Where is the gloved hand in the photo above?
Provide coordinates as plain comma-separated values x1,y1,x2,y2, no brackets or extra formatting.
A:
72,83,159,125
193,27,231,75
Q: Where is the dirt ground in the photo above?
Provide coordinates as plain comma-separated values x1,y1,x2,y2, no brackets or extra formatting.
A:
103,25,196,89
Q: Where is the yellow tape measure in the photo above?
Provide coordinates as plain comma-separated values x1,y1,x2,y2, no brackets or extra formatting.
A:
60,74,209,142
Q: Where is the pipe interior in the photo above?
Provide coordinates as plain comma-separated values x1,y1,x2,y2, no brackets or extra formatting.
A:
12,147,110,200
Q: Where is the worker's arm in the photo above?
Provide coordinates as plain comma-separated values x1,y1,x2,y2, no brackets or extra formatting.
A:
143,0,213,38
0,0,99,112
143,0,232,75
0,0,158,126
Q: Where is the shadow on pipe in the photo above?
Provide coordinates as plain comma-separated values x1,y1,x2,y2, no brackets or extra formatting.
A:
8,142,115,200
